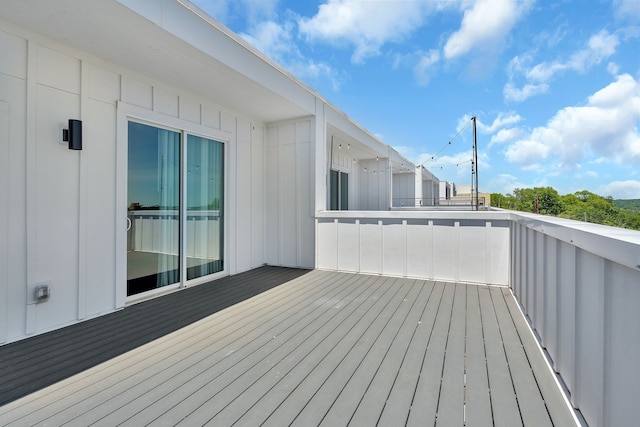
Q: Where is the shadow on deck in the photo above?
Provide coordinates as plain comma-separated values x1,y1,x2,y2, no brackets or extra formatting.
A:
0,269,577,426
0,266,310,406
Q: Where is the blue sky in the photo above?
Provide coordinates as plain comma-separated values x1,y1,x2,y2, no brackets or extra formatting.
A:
191,0,640,199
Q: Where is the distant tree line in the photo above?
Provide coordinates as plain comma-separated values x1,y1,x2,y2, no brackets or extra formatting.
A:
613,199,640,211
490,187,640,231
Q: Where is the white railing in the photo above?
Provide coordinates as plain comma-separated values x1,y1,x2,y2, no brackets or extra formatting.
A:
511,212,640,427
316,210,512,286
127,210,221,259
315,209,640,427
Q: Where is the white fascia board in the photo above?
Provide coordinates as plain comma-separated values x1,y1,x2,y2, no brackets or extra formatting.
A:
325,105,388,156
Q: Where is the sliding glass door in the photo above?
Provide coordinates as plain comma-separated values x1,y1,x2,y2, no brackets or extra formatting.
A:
126,121,224,297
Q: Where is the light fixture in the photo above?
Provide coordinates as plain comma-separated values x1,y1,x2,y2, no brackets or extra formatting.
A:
62,119,82,150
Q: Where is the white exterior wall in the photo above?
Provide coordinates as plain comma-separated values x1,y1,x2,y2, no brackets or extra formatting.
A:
358,158,390,210
0,24,269,343
266,118,315,268
392,173,414,207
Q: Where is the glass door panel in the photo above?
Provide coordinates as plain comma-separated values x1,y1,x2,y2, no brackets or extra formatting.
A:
330,169,339,210
330,169,348,210
127,122,181,296
340,172,349,210
186,134,224,280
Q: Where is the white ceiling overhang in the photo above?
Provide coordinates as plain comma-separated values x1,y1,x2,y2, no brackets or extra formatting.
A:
0,0,315,123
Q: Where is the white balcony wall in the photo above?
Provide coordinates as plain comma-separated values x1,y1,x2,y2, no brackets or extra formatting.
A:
265,118,315,269
316,211,511,285
511,214,640,427
0,24,267,343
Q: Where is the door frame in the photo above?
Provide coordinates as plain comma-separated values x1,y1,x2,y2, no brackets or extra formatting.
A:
115,102,231,307
0,101,8,343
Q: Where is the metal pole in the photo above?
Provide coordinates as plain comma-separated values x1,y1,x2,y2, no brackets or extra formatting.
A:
472,117,479,211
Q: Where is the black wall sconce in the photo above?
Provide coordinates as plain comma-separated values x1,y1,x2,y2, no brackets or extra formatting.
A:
62,119,82,150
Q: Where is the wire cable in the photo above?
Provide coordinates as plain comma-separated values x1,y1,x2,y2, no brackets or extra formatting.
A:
421,117,473,165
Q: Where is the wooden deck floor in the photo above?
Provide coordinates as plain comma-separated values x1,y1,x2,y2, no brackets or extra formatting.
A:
0,270,576,426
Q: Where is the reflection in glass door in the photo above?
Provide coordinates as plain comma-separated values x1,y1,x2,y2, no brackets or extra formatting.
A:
127,122,181,296
186,134,224,280
126,122,225,297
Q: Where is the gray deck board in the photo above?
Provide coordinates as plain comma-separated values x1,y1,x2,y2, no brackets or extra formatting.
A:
479,286,523,427
464,284,493,427
234,275,405,427
4,269,328,426
318,278,422,427
405,282,455,427
292,276,415,427
491,287,553,427
0,266,311,407
376,282,444,426
435,283,466,426
258,275,393,427
502,287,577,427
102,271,364,426
346,280,434,427
0,269,577,427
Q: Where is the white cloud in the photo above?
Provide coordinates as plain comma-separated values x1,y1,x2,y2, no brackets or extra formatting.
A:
477,112,523,133
503,82,550,102
504,73,640,169
607,62,620,75
192,0,279,25
597,180,640,199
443,0,533,60
240,20,294,60
505,139,550,168
298,0,436,64
414,50,440,86
614,0,640,22
240,20,344,90
241,0,280,23
489,127,525,147
526,30,619,82
504,29,620,102
487,173,526,195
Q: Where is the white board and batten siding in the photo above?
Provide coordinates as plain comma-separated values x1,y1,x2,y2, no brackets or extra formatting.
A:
266,119,315,269
358,158,390,210
0,26,272,343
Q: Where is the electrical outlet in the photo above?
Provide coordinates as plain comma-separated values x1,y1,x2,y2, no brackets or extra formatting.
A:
28,281,51,304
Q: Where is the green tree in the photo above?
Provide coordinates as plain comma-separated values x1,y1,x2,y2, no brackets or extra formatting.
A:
512,187,561,215
490,188,640,231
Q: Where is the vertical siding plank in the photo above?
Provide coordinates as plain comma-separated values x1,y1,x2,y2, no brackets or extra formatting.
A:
574,251,604,426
